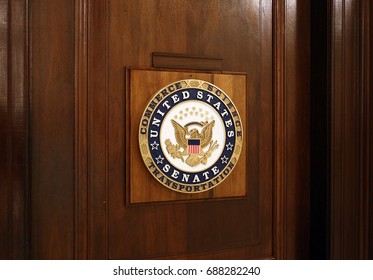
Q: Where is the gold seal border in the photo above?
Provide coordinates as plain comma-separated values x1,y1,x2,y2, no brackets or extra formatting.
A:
138,79,243,194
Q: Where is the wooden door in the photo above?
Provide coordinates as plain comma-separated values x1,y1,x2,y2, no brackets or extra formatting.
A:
0,0,311,259
86,0,272,259
82,0,309,259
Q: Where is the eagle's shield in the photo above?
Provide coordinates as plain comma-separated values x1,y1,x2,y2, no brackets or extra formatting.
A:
188,139,201,154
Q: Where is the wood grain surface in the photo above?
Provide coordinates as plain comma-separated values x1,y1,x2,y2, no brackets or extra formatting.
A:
128,69,247,204
0,0,326,260
329,0,373,259
0,0,28,260
30,0,76,259
103,0,273,259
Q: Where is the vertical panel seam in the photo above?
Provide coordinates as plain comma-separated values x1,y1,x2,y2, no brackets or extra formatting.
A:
105,0,109,260
341,0,345,259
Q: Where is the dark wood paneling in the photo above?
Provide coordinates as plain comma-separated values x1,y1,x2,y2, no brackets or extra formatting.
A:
75,0,89,260
1,0,313,259
360,0,371,259
0,0,10,260
363,0,372,260
30,0,75,259
87,0,108,260
284,0,310,259
0,0,28,260
370,0,373,260
330,0,371,259
274,0,310,259
71,0,313,260
100,0,274,259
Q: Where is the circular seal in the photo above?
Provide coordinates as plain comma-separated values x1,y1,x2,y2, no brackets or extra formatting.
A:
138,79,243,194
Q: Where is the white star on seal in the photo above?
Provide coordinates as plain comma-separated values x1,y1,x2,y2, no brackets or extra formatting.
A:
150,141,159,150
226,143,234,151
220,155,229,164
156,155,164,164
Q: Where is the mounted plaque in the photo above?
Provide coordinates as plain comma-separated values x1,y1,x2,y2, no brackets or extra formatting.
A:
126,69,247,203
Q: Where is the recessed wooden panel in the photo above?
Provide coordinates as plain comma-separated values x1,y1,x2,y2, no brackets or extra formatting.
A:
329,0,372,259
30,0,76,259
127,69,247,204
104,0,273,260
0,0,29,260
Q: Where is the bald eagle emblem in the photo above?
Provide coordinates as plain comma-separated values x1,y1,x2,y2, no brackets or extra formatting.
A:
165,119,219,167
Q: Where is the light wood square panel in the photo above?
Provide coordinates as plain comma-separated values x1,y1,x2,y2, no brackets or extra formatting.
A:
127,69,247,204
